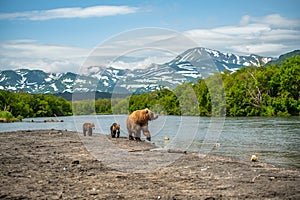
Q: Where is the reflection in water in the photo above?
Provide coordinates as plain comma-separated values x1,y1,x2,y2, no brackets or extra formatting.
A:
1,115,299,169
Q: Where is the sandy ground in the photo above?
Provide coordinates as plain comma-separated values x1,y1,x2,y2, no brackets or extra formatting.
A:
0,129,299,199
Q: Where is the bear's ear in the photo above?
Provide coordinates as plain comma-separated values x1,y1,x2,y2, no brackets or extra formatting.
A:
144,108,149,114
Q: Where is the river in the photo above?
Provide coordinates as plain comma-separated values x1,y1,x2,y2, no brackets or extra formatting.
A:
1,115,299,169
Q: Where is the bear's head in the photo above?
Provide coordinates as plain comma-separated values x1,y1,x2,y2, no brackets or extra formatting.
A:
144,108,158,121
90,123,95,129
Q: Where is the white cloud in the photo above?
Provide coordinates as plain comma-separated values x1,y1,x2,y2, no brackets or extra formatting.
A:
79,28,197,72
110,57,165,70
213,24,271,36
0,40,90,73
1,14,299,73
240,15,251,26
231,43,286,55
184,14,300,56
243,14,300,28
0,5,139,21
0,40,88,58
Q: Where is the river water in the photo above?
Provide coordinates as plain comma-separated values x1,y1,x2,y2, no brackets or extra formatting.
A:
1,115,299,169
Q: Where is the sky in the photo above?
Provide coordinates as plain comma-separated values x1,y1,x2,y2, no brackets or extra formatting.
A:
0,0,299,73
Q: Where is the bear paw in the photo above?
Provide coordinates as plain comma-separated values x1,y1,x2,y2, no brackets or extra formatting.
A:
129,135,134,140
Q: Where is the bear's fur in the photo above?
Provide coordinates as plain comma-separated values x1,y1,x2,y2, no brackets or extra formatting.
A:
110,123,120,138
126,108,158,141
82,122,95,136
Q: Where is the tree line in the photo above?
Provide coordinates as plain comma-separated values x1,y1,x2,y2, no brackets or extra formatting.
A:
74,55,300,117
222,55,299,116
0,91,72,121
1,55,299,120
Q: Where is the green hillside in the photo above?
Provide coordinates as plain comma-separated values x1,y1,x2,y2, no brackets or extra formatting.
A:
267,50,300,66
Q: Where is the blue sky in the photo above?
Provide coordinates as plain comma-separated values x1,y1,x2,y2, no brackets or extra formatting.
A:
0,0,299,72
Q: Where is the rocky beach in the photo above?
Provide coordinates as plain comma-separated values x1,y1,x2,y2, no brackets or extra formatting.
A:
0,129,299,199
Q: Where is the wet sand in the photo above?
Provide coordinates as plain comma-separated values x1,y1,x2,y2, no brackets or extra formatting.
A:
0,130,299,199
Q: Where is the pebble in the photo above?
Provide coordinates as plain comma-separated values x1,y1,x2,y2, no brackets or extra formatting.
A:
72,160,80,165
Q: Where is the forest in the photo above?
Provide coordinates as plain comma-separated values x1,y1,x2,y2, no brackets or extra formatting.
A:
1,55,299,121
0,91,72,122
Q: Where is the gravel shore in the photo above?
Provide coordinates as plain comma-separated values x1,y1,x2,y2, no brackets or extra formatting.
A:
0,130,299,199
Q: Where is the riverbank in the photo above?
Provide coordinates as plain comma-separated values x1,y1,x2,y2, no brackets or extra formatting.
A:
0,130,299,199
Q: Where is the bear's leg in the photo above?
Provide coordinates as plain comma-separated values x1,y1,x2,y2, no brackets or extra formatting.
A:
88,128,92,136
142,126,151,141
116,131,120,138
127,125,136,140
134,129,142,141
83,129,86,136
111,130,116,138
126,119,134,140
129,134,134,140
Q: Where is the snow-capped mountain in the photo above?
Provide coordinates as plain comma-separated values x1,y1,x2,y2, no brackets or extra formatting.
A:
88,47,272,93
0,47,273,94
0,69,99,94
167,47,271,74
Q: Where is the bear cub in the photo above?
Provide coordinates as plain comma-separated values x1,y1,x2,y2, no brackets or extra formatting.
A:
83,122,95,136
110,123,120,138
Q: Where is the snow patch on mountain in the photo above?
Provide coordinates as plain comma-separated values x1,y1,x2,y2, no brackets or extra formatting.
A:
0,47,274,94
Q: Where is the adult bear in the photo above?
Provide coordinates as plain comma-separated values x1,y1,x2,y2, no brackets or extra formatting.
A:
82,122,95,136
110,123,120,138
126,108,158,141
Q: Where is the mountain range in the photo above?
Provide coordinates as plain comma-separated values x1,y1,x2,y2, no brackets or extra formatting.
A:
1,47,294,96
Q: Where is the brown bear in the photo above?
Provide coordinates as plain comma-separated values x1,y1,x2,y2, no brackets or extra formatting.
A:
110,123,120,138
82,122,95,136
126,108,158,141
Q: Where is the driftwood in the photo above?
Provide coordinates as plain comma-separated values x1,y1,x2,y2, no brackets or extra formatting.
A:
126,148,187,154
167,149,187,154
